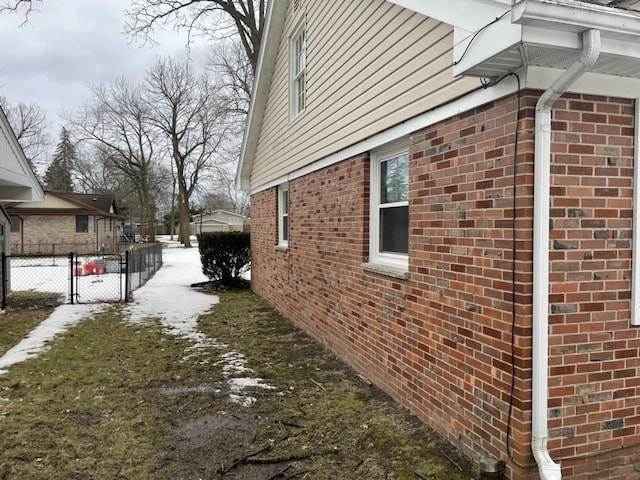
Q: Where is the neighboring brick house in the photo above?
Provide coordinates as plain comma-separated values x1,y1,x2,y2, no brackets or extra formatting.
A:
5,191,123,254
238,1,640,479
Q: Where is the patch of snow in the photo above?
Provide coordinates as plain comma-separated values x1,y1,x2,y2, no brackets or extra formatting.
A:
1,239,269,407
218,351,251,375
228,394,257,407
228,377,275,392
123,246,220,350
0,304,106,375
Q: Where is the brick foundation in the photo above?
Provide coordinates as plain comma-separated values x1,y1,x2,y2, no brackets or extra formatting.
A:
250,92,639,479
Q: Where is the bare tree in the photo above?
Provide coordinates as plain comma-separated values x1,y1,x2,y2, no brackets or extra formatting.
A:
200,162,250,215
207,38,253,122
0,0,41,22
66,78,162,242
145,56,229,247
0,95,51,170
73,143,171,229
125,0,266,74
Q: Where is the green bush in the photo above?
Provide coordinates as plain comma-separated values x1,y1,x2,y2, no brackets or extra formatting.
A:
197,232,250,288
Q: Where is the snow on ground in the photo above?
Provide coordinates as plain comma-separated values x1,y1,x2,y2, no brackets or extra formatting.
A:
0,237,272,406
0,304,105,376
123,244,220,348
10,257,124,303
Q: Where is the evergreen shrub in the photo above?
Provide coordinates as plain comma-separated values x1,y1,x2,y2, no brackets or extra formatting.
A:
198,232,250,288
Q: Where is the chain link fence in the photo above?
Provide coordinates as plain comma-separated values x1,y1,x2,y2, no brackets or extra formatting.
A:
1,243,164,308
124,243,163,301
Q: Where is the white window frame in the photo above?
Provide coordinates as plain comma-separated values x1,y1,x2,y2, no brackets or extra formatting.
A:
290,18,306,119
369,140,409,270
278,184,289,247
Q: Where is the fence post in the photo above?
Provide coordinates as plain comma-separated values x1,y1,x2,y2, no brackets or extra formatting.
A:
69,252,75,305
2,252,7,309
125,249,130,302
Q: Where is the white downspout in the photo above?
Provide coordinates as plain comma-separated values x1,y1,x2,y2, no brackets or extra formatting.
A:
532,29,600,480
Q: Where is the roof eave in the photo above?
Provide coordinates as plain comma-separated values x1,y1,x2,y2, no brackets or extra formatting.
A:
512,0,640,39
0,106,44,202
454,0,640,79
237,0,289,192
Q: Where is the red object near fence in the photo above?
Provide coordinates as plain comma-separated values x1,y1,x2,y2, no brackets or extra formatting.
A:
84,261,95,275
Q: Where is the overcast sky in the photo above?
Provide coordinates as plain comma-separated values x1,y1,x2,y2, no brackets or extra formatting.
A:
0,0,207,143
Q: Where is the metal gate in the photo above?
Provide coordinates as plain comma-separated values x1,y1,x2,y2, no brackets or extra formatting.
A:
72,253,124,304
2,245,163,308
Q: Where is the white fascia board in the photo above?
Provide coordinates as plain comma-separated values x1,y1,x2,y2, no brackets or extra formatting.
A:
521,23,640,54
387,0,510,31
237,0,288,192
525,65,640,97
453,14,523,77
513,0,640,41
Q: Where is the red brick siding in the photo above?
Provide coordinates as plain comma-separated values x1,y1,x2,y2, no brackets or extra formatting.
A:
250,93,640,479
547,95,639,479
408,91,537,477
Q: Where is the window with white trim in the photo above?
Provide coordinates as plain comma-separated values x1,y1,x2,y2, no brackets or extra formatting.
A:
370,142,409,268
290,19,306,118
278,184,289,247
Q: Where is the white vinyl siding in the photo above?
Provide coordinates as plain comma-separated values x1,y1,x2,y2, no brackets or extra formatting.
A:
250,0,478,190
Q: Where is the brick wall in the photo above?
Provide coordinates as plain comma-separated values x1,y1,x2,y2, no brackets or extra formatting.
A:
547,94,639,479
10,215,120,254
250,92,639,479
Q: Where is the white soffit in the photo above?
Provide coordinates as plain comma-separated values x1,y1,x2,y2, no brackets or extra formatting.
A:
512,0,640,41
454,0,640,79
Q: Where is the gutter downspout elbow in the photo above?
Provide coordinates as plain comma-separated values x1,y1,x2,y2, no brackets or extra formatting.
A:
532,29,600,480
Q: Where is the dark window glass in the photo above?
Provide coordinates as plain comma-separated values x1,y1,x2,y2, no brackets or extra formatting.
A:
380,206,408,254
76,216,89,233
281,189,289,242
9,216,20,233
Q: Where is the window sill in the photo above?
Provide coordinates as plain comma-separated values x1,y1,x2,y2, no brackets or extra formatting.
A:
275,244,288,253
361,262,408,280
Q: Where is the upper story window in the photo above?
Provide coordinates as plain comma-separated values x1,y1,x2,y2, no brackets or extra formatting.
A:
370,141,409,269
76,215,89,233
290,19,306,118
278,184,289,247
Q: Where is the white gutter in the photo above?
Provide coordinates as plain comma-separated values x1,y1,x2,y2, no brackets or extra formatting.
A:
532,28,600,480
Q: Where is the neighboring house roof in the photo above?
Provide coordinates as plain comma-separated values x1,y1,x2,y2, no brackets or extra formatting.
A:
0,106,44,202
238,0,640,192
199,218,228,225
210,209,246,218
194,210,246,224
4,191,121,218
